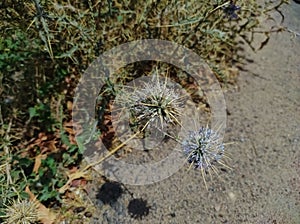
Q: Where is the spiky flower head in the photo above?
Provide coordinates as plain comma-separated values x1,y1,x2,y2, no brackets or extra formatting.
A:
129,75,183,128
114,68,186,134
1,199,39,224
182,127,225,170
222,1,241,19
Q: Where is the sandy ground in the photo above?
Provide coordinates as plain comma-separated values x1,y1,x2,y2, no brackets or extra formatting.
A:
86,2,300,223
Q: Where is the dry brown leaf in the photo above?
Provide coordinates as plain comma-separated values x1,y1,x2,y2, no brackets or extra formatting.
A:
64,127,74,135
38,133,48,141
69,135,77,145
43,139,59,153
25,186,58,224
58,170,90,194
70,178,87,188
33,154,47,173
67,101,73,111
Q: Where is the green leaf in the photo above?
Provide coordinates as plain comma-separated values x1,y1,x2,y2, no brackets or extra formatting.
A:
38,168,45,177
29,107,38,119
43,157,57,174
68,145,78,153
39,186,57,202
60,132,71,147
117,15,123,22
18,157,34,168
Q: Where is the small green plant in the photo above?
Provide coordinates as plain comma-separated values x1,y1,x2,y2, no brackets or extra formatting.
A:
29,102,56,132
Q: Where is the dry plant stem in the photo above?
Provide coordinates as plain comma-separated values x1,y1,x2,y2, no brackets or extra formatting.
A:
286,28,300,37
157,1,230,28
82,120,151,172
3,119,20,197
59,122,151,194
4,119,13,185
82,131,139,172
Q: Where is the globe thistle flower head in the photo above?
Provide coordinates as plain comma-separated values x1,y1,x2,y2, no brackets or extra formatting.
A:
222,1,241,19
129,74,183,128
114,68,186,135
182,127,225,170
112,67,188,150
1,199,39,224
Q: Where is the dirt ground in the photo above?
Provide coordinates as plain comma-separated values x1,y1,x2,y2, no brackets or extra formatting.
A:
86,2,300,223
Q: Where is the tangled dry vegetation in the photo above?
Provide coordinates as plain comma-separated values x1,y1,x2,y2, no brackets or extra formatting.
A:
0,0,288,223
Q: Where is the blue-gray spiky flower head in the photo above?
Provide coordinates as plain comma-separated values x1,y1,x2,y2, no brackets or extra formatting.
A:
182,127,225,170
223,1,241,19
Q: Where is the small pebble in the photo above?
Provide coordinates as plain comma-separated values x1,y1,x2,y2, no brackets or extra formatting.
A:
84,211,93,218
228,192,236,202
215,204,221,212
73,206,86,213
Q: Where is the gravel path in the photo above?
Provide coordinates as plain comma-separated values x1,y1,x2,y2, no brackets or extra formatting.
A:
88,3,300,223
